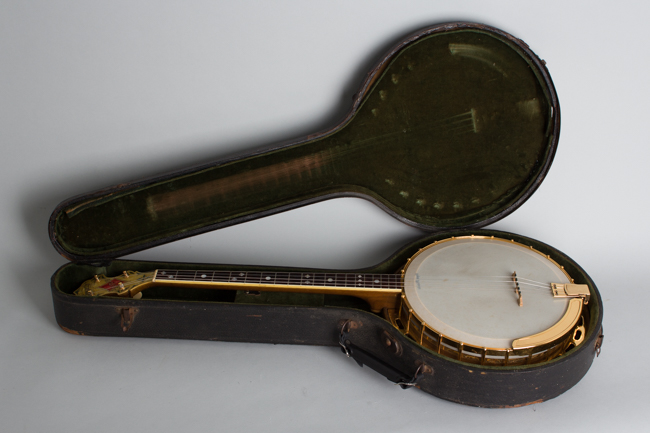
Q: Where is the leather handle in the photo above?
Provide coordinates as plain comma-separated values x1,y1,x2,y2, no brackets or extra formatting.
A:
339,323,426,389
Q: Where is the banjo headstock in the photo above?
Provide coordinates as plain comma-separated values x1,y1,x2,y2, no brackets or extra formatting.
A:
74,270,153,298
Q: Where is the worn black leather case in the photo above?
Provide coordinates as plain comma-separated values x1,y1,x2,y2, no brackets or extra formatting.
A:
49,23,603,407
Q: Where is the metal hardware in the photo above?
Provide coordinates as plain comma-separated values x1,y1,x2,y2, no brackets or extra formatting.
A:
571,316,586,346
395,364,427,389
595,328,604,357
381,330,402,356
512,298,583,349
339,335,350,357
339,320,358,357
551,283,590,303
119,307,138,332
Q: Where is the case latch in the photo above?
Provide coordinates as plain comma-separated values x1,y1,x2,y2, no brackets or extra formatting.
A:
595,328,604,356
119,307,138,332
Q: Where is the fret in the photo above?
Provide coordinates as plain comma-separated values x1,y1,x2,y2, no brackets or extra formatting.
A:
229,271,242,283
195,271,212,282
357,274,368,288
301,273,313,286
154,269,402,290
312,274,321,286
213,271,230,282
288,272,302,286
176,270,195,281
275,272,290,286
260,272,276,285
323,273,336,287
156,270,178,280
242,272,260,284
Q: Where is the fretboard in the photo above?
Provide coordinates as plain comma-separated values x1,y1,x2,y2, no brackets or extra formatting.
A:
153,269,403,290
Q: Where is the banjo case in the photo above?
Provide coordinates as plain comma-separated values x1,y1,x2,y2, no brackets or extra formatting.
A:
48,22,603,408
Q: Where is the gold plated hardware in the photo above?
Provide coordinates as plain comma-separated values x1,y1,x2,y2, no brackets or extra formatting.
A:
551,283,590,303
74,271,156,298
512,298,583,349
572,323,585,346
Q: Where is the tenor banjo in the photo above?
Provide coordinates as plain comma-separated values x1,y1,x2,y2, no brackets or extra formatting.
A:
75,235,590,366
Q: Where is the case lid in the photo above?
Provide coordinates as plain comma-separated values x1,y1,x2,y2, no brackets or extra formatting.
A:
49,23,559,263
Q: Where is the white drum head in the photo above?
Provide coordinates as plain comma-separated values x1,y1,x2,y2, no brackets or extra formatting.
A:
403,237,571,349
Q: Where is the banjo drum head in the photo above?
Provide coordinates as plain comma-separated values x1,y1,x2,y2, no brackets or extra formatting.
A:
402,236,571,349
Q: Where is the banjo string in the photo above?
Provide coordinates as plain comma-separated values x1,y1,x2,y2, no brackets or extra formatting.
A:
412,276,554,293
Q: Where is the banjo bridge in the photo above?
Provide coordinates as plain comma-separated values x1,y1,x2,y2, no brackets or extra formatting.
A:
551,283,590,303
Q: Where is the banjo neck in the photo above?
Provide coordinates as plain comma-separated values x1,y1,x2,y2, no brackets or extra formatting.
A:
147,269,402,313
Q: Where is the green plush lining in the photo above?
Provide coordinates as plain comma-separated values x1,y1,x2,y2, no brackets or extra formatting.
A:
55,29,554,258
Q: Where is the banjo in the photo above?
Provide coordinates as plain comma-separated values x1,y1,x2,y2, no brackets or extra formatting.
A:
74,235,590,366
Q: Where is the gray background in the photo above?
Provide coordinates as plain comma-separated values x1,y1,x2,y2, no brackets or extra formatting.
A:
1,1,647,431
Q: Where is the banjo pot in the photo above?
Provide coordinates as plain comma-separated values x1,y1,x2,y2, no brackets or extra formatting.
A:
395,235,589,366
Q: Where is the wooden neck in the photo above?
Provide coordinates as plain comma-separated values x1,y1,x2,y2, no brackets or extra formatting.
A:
151,269,402,312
